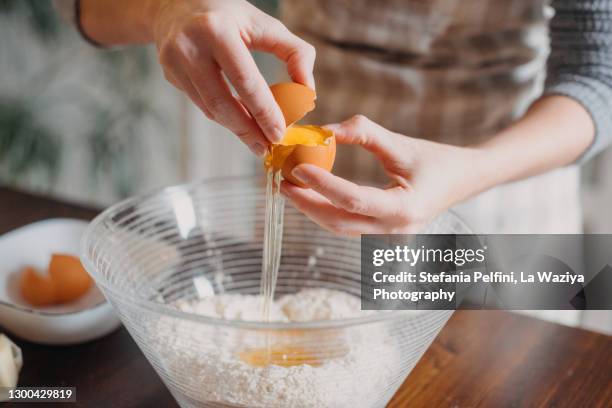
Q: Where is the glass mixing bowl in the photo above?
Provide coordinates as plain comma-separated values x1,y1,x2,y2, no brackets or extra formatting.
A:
81,177,472,408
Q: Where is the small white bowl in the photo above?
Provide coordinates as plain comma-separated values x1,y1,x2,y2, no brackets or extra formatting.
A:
0,218,120,345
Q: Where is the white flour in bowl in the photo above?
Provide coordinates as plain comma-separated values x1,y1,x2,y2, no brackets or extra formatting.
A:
152,288,401,408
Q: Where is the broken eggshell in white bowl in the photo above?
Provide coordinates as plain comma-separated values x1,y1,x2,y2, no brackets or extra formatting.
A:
0,218,120,345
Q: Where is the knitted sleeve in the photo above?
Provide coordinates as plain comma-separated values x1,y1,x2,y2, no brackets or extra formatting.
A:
545,0,612,162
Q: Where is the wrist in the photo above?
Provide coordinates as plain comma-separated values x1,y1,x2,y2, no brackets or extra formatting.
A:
411,141,493,218
441,146,493,211
130,0,168,43
463,145,503,196
147,0,173,41
79,0,162,45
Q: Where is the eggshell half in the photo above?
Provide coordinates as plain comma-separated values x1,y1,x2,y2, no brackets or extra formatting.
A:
270,82,316,126
281,135,336,187
49,254,93,304
19,266,56,307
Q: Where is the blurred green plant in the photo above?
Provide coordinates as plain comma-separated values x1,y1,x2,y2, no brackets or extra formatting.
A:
0,0,62,188
0,98,61,184
0,0,278,198
85,48,166,198
0,0,59,39
0,0,168,199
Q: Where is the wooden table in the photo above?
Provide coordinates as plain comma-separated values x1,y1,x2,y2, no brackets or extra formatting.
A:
1,187,611,407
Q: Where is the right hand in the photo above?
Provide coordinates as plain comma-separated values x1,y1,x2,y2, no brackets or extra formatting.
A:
152,0,316,156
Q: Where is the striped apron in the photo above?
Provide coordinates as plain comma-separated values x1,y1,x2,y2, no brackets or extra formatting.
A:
281,0,581,235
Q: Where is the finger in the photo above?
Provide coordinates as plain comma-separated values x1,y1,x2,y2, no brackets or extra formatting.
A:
249,18,316,89
324,115,399,157
280,182,380,236
213,31,286,143
291,164,405,217
188,60,270,156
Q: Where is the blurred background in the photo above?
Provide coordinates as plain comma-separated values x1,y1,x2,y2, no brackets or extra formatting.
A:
0,0,282,206
1,1,610,332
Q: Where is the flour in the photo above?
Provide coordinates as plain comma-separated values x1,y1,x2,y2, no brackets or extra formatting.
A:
174,288,367,323
153,288,400,408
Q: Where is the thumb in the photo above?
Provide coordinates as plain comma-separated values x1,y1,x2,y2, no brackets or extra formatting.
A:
324,115,396,157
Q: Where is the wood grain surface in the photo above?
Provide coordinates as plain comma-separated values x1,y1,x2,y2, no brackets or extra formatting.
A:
1,187,610,408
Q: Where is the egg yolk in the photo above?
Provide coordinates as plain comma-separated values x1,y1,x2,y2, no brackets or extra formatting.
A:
238,341,348,368
238,346,323,367
264,125,333,171
277,125,332,146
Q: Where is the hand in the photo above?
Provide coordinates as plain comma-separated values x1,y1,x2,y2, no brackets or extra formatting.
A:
280,115,484,236
152,0,316,155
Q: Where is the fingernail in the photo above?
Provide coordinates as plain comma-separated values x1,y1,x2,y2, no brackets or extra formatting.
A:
308,77,316,92
323,123,339,132
251,143,267,157
291,167,309,185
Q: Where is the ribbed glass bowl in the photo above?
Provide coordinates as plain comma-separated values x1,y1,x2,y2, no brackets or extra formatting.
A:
81,177,471,408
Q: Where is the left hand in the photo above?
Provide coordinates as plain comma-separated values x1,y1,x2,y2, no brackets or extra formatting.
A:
280,115,484,236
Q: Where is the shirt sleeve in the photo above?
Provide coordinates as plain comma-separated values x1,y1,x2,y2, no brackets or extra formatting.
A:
545,0,612,162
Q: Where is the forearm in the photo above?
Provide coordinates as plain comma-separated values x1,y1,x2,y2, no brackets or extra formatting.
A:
79,0,163,45
468,0,612,196
469,95,594,195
